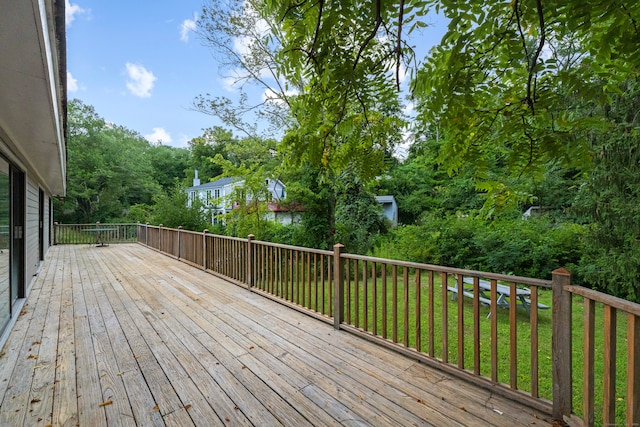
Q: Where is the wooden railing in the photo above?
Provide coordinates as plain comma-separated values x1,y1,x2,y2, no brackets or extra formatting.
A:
136,224,640,426
56,223,626,425
53,222,139,245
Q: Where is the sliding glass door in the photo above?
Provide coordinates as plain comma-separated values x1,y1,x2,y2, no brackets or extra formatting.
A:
0,159,10,333
11,166,24,309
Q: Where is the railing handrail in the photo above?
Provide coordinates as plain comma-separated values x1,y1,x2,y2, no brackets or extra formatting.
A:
342,252,553,288
55,222,139,226
567,284,640,316
253,239,334,256
54,222,139,245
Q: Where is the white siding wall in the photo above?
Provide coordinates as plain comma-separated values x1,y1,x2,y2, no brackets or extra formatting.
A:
25,175,40,288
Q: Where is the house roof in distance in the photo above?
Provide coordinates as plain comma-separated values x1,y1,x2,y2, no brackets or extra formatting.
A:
186,176,241,192
375,195,397,204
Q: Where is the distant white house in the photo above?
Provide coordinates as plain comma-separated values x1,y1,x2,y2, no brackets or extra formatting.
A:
186,172,297,224
375,195,398,227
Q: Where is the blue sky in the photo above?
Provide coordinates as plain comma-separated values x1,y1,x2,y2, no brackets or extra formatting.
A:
66,1,448,149
66,0,226,148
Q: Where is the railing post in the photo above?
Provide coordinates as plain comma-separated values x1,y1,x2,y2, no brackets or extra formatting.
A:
145,222,149,246
333,244,345,330
552,267,572,421
202,229,208,270
247,234,255,289
177,226,183,259
159,224,163,252
53,222,58,245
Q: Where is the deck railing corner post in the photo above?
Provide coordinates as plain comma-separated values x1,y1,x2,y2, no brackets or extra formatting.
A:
247,234,255,289
551,267,573,421
159,224,163,252
333,243,345,330
53,221,58,245
177,226,183,259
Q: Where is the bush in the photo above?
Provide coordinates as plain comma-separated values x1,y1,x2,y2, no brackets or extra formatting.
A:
381,214,585,279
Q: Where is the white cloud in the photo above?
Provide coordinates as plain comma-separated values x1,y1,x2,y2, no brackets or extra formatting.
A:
180,13,198,42
65,0,86,27
397,63,408,85
67,72,79,92
125,63,156,98
403,101,415,116
221,76,240,92
144,128,172,145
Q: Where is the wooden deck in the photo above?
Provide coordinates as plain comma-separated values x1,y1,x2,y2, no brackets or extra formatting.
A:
0,244,554,426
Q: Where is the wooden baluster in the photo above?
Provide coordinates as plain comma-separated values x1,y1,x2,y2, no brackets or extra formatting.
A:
509,281,517,389
403,266,409,348
628,313,640,425
441,272,448,364
415,269,421,352
458,274,465,369
490,278,498,382
428,270,434,357
530,285,539,398
381,264,387,340
583,297,595,427
372,262,378,337
603,305,616,425
363,260,368,332
333,244,344,330
473,276,481,375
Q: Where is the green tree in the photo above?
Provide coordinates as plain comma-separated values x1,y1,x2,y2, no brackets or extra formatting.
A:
56,99,161,223
414,1,640,202
150,184,210,231
372,136,484,224
572,81,640,301
187,126,233,183
264,1,408,247
335,175,386,255
210,136,283,239
146,144,190,191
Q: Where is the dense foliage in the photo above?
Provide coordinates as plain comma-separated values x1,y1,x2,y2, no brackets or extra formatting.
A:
258,0,640,300
56,100,161,223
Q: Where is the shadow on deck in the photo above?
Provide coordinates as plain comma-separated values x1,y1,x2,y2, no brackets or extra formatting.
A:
0,244,554,426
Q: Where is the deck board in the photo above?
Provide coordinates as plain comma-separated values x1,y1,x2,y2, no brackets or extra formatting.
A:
0,244,555,426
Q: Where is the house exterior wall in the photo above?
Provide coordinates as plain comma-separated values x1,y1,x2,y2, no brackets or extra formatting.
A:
375,196,398,227
187,178,292,225
0,0,66,345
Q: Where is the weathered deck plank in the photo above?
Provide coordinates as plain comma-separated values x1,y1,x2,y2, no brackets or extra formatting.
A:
0,244,555,426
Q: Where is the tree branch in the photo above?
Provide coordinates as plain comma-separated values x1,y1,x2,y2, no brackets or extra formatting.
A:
527,0,546,115
395,0,405,91
353,0,382,71
310,0,324,55
278,0,310,23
